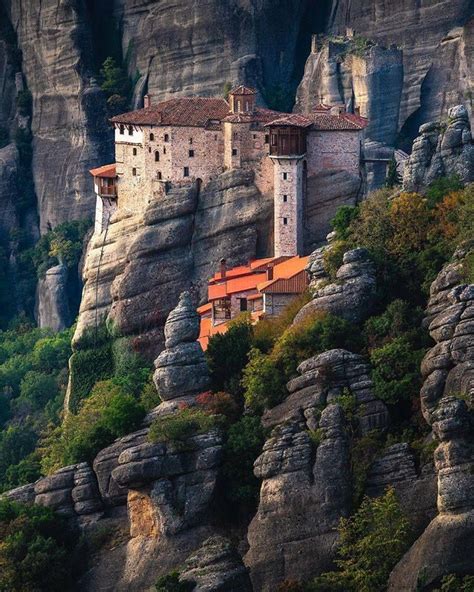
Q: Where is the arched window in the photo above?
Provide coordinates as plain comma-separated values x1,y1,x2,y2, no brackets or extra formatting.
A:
155,151,160,162
149,133,154,141
133,148,137,156
164,133,169,142
128,125,133,136
119,124,125,135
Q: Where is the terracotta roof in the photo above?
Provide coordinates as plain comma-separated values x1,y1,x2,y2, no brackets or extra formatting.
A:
198,317,228,351
208,274,266,301
197,302,212,314
223,107,282,125
306,112,367,131
266,114,313,128
89,164,116,178
110,97,230,127
230,85,257,95
313,103,332,112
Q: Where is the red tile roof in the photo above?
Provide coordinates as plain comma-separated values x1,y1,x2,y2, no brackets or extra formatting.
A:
266,114,313,128
110,97,231,127
223,107,282,124
307,112,368,131
230,85,257,95
89,164,116,178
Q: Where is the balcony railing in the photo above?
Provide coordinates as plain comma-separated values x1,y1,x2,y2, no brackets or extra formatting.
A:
99,185,117,198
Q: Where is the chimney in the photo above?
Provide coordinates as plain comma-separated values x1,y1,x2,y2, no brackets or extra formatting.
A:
266,266,274,281
144,94,151,108
220,258,227,279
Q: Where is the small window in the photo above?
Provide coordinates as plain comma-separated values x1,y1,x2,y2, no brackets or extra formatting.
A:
164,133,169,142
283,195,288,202
189,149,194,157
282,172,288,180
240,298,248,312
265,134,270,144
128,125,133,136
253,134,257,139
183,167,189,177
148,147,151,153
189,138,193,145
283,217,288,225
214,134,218,140
155,151,160,162
132,168,137,176
157,172,162,180
133,148,137,156
233,132,238,140
232,148,238,156
119,124,125,135
150,133,154,141
163,147,166,154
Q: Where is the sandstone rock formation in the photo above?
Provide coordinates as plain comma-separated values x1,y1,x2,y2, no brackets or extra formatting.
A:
180,535,253,591
75,170,272,363
404,105,474,192
154,291,210,402
294,247,377,326
388,246,474,591
36,263,72,331
246,404,352,590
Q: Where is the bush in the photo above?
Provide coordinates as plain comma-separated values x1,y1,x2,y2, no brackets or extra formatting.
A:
430,574,474,592
370,336,425,405
242,348,286,412
222,415,265,505
0,499,80,591
17,370,59,412
206,317,253,395
310,488,412,592
363,299,426,350
425,175,463,208
148,407,218,449
322,240,348,278
331,205,359,241
155,571,194,592
196,391,241,424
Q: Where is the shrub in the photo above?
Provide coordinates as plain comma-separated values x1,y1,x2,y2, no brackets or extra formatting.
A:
350,432,384,505
155,571,194,592
222,415,265,505
431,574,474,592
196,391,241,424
242,348,286,412
139,376,161,411
148,407,218,449
385,157,402,188
425,175,463,208
322,240,348,278
17,370,59,412
331,205,359,241
0,499,80,591
370,336,424,405
310,488,412,592
206,317,253,395
363,299,426,350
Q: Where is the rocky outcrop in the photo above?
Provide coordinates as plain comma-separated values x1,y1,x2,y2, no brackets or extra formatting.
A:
154,291,210,402
4,2,112,233
180,536,253,592
36,263,72,331
296,39,403,147
366,443,437,536
245,404,351,590
404,105,474,192
294,247,377,326
388,247,474,591
75,169,272,363
0,143,19,242
326,0,473,140
263,348,389,435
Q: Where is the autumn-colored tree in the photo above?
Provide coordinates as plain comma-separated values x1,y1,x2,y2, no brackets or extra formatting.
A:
388,192,433,258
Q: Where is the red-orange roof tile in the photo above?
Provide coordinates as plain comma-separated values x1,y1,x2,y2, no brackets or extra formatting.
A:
89,164,116,178
306,112,368,131
230,85,257,95
110,97,230,127
266,114,313,128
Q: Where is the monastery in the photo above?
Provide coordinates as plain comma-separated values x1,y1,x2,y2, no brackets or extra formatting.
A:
90,85,368,347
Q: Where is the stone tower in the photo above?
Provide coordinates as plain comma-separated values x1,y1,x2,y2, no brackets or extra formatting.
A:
267,117,310,257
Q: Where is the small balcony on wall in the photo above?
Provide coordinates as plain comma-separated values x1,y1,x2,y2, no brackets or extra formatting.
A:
269,126,307,157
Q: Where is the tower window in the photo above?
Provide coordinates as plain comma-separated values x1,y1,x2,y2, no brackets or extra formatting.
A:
283,195,288,202
148,147,151,153
157,172,162,180
119,124,125,135
189,138,193,144
164,133,169,142
189,149,194,157
283,217,288,225
128,125,133,136
150,133,154,141
155,151,160,162
282,172,288,180
253,134,257,139
265,134,269,144
163,147,166,154
232,148,238,156
183,167,189,177
133,148,137,156
132,168,137,176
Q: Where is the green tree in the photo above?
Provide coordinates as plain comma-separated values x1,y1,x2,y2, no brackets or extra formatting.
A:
384,157,402,188
242,348,285,412
331,205,359,241
310,488,412,592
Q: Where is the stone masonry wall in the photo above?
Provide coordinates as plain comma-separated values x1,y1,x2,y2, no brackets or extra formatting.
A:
306,130,362,178
273,157,304,256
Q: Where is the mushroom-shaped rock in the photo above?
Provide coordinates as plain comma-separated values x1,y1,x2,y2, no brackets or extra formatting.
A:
154,292,210,401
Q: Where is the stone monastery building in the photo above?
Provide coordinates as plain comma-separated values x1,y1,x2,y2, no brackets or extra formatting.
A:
91,85,367,258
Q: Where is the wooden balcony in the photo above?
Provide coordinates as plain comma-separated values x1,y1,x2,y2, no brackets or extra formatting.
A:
98,184,117,198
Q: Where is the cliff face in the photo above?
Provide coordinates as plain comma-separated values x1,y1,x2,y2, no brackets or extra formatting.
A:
74,170,272,363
